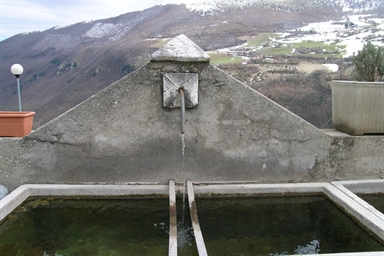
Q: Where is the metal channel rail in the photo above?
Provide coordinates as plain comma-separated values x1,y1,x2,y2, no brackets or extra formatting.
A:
187,180,208,256
169,180,178,256
168,179,208,256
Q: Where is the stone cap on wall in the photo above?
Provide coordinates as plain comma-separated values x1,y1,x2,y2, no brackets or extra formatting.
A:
151,34,210,62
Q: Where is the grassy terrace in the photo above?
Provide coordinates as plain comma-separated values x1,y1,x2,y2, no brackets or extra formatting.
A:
258,40,345,58
212,33,347,63
240,33,282,47
208,52,244,65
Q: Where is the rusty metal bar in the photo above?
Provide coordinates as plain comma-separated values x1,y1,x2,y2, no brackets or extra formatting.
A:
169,179,177,256
187,180,208,256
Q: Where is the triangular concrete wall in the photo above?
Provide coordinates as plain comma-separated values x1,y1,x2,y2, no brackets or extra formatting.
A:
0,35,383,190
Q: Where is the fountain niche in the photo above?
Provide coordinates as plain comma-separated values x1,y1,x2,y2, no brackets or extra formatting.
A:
0,35,384,255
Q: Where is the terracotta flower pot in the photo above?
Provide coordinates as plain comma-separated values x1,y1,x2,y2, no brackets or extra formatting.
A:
0,111,35,137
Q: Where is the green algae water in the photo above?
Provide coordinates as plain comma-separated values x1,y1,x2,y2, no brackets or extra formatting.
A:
359,194,384,214
1,195,384,256
195,195,384,255
0,198,169,256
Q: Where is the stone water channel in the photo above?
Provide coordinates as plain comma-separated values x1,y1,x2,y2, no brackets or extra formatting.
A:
0,181,384,255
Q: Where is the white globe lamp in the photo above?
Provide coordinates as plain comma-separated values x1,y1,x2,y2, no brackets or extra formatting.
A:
10,64,24,111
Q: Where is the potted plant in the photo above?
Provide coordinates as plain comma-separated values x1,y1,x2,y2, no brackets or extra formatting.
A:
0,64,35,137
331,42,384,135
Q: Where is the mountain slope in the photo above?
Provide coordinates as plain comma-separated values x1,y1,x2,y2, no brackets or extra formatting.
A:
187,0,383,13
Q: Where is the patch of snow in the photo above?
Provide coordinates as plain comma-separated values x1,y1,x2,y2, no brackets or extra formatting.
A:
323,63,339,72
83,23,131,40
242,56,250,64
297,20,345,34
207,3,383,60
285,15,384,56
338,39,364,56
186,0,383,14
215,42,250,53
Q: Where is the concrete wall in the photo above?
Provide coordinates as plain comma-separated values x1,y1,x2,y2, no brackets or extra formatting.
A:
1,35,383,191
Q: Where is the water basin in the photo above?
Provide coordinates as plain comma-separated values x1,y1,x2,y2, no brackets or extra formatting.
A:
359,194,384,214
0,182,384,256
0,198,169,255
195,195,384,255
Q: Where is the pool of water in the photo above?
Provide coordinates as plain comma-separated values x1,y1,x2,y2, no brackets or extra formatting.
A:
0,198,169,256
359,194,384,214
195,195,384,255
1,194,383,256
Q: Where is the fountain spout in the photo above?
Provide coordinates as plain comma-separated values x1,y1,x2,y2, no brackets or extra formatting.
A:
163,73,198,134
179,88,185,134
163,73,198,109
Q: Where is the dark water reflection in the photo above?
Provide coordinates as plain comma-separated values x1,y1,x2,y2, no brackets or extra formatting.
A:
0,198,169,255
195,195,384,255
0,195,383,256
359,194,384,214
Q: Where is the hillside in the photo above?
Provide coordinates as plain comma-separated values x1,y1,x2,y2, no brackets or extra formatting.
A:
0,0,383,128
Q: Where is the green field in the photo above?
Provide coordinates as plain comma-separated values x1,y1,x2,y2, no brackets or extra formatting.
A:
240,33,282,47
257,45,292,55
234,34,345,58
208,52,244,65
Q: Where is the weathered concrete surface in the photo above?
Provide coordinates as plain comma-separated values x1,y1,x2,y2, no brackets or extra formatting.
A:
163,73,199,108
151,34,210,62
0,35,383,191
332,80,384,135
332,180,384,221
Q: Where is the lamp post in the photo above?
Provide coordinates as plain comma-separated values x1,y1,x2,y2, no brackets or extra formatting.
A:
11,64,24,112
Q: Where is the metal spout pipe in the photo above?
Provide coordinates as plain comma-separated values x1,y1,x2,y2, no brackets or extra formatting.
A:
16,77,22,111
179,88,185,134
